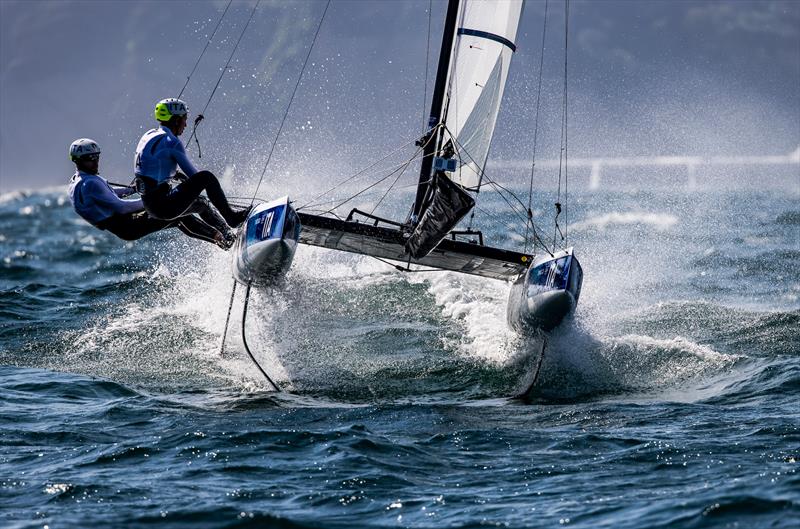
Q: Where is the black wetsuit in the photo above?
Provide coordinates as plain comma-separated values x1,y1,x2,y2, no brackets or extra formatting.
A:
135,171,246,230
96,210,220,243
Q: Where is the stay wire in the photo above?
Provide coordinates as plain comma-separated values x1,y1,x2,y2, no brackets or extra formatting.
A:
443,125,527,223
564,0,570,245
427,130,546,255
369,145,424,216
322,148,427,215
554,0,569,248
299,181,427,212
421,0,432,133
186,0,261,154
367,131,438,217
443,124,554,255
297,129,438,211
177,0,233,99
524,0,549,254
249,0,331,208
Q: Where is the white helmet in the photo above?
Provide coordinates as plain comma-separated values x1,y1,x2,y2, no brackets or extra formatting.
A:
69,138,100,161
155,98,188,122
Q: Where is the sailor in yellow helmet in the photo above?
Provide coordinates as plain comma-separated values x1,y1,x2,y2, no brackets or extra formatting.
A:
133,98,250,248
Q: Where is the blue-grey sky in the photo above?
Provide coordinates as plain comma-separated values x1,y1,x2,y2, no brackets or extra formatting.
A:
1,0,798,194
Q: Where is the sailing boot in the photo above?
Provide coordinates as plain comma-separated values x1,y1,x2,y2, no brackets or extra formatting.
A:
214,230,237,251
226,206,252,228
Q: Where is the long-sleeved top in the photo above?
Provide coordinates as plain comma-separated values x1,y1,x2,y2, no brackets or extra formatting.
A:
134,125,198,184
68,171,143,225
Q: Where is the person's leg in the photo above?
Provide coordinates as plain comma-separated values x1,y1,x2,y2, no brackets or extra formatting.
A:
100,212,174,241
176,215,234,249
172,171,250,227
179,196,231,236
100,211,234,249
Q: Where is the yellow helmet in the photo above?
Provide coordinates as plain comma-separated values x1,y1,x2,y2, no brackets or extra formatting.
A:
154,98,188,122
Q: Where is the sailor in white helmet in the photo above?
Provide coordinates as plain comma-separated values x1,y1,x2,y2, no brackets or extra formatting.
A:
134,98,249,239
67,138,229,247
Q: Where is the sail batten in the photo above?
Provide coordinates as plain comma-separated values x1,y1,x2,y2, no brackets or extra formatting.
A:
457,28,517,52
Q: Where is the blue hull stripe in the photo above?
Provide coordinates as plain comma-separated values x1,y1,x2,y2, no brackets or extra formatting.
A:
457,28,516,52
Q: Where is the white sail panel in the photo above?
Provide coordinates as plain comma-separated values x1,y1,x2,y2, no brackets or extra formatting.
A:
443,0,522,189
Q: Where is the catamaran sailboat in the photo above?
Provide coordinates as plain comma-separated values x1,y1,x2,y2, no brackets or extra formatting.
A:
229,0,582,343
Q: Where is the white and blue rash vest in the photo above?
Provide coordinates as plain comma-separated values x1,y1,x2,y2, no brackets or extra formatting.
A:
134,125,198,184
68,171,143,225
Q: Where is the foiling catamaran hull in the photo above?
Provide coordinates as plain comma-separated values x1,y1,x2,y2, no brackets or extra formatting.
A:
507,248,583,333
232,196,301,286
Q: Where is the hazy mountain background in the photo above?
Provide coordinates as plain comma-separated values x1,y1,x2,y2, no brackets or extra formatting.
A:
1,0,798,194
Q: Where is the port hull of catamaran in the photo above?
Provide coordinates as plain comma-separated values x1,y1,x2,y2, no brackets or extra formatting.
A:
232,197,301,286
507,248,583,334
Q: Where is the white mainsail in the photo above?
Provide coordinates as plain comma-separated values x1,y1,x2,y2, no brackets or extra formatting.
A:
442,0,523,189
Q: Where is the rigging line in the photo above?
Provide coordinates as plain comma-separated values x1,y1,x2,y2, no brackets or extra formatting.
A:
471,203,527,241
474,197,554,255
442,127,543,247
298,151,431,211
369,146,423,216
186,0,261,149
471,201,552,255
370,255,442,273
449,129,549,251
298,127,439,211
564,0,570,244
476,191,554,257
321,155,421,215
427,122,546,251
554,0,569,248
524,0,549,254
249,0,331,208
441,123,525,214
421,0,432,133
443,125,528,223
299,180,430,211
177,0,234,99
436,133,555,256
484,180,528,222
445,129,552,254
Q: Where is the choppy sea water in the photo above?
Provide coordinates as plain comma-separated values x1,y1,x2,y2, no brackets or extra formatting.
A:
1,184,798,528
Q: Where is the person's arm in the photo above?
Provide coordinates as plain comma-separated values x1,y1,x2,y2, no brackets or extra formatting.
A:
173,142,199,177
112,185,137,198
86,179,144,216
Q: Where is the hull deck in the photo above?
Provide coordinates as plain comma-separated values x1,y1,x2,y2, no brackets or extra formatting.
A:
297,212,532,281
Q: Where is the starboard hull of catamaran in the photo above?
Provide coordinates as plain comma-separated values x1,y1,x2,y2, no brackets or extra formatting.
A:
507,248,583,334
232,196,301,286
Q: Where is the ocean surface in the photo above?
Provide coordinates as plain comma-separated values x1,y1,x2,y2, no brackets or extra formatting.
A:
1,183,798,528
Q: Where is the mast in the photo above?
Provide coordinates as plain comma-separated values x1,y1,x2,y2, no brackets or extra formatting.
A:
411,0,461,223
